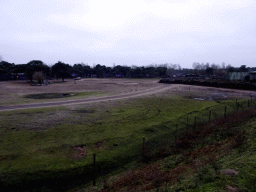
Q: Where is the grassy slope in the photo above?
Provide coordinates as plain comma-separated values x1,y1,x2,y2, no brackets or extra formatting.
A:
90,107,256,192
0,95,251,191
159,109,256,192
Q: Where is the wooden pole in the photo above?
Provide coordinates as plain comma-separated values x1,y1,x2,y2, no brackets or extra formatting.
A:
209,110,211,122
224,106,227,118
236,99,238,111
248,99,250,108
194,117,196,132
175,124,178,143
93,154,96,186
187,116,188,124
143,136,145,158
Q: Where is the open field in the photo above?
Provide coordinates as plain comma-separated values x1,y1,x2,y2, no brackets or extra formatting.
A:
0,78,256,191
1,78,255,108
0,78,162,106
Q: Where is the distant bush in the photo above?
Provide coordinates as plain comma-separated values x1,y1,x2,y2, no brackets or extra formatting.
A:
32,71,45,84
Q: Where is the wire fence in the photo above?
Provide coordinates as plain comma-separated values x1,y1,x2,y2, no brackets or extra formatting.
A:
91,98,256,186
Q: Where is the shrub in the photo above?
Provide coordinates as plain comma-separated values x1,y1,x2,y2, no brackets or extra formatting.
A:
32,71,45,84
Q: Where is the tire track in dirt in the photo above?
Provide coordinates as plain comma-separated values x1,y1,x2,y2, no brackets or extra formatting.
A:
0,84,172,111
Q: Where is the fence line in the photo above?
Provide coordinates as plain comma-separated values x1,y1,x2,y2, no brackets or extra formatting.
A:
91,98,256,186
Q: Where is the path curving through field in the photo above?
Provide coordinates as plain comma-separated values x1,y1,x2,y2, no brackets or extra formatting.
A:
0,84,172,111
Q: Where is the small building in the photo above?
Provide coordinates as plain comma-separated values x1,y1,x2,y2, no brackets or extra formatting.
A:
227,72,249,81
11,73,27,80
249,71,256,81
227,71,256,82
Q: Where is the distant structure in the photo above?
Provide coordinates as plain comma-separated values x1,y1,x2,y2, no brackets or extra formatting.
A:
227,71,256,82
249,71,256,81
0,73,27,81
227,72,249,81
11,73,27,80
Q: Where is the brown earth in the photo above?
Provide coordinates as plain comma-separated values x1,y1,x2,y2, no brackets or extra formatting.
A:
0,78,256,111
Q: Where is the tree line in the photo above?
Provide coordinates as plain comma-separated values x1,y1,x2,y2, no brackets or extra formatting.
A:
0,59,254,82
0,60,168,82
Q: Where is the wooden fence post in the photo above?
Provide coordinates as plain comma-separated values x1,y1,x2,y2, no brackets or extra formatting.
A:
236,99,238,111
93,154,96,186
175,124,178,143
194,117,196,132
187,116,188,124
248,99,250,108
224,106,227,118
143,136,145,158
209,110,211,122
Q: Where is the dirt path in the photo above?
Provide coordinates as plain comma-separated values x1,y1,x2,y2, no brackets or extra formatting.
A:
0,84,173,111
1,77,255,112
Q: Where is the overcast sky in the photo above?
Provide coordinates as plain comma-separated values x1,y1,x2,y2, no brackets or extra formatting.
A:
1,0,256,68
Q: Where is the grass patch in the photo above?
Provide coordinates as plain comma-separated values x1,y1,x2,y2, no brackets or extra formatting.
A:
0,95,254,191
78,100,256,192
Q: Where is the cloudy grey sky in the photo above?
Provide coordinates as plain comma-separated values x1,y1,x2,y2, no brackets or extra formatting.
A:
1,0,256,68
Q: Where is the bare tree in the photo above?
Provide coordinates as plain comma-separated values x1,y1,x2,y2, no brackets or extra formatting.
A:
166,63,179,76
192,62,206,75
221,62,226,69
32,71,45,84
0,55,3,62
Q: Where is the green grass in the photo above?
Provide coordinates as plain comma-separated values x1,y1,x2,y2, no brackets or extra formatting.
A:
163,142,256,191
77,98,256,192
150,108,256,192
0,96,252,191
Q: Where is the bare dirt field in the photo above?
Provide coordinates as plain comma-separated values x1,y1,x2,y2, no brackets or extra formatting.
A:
0,78,256,111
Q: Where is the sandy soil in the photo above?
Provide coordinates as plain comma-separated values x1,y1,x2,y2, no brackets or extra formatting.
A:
0,78,255,111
